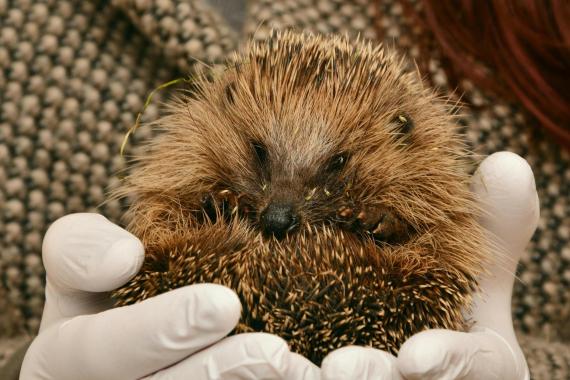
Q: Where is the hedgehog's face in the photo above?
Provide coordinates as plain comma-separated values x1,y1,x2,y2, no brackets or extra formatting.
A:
130,33,469,250
198,111,417,244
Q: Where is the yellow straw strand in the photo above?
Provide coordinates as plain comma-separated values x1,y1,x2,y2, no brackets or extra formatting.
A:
120,77,190,156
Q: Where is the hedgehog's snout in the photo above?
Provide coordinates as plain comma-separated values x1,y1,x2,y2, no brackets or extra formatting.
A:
260,202,299,239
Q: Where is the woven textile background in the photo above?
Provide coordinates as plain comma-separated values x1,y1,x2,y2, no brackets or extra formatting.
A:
1,0,569,378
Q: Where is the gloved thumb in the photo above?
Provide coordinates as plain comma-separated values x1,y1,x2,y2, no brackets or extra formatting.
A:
43,213,144,293
40,213,144,330
397,328,526,380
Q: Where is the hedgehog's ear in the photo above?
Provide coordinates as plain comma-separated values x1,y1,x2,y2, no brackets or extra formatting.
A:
391,113,414,135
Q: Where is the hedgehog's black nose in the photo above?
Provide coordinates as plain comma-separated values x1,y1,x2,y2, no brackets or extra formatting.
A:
260,203,297,238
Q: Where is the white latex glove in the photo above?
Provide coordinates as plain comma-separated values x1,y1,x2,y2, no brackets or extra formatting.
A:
20,213,319,380
321,151,538,380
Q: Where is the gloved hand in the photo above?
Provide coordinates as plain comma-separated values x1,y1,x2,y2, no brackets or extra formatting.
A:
20,213,319,380
320,151,537,380
21,151,536,380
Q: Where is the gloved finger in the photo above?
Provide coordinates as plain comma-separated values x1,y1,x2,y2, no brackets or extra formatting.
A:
40,213,144,330
21,284,241,380
43,213,144,293
321,346,403,380
397,328,523,380
143,333,320,380
471,151,539,257
286,353,321,380
469,151,535,380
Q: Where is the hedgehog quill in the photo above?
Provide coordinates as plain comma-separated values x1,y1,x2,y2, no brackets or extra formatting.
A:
112,31,488,365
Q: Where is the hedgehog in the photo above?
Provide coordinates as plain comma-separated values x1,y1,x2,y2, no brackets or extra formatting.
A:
112,31,487,365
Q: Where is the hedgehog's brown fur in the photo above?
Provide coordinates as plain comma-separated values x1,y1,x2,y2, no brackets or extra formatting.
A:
113,31,487,364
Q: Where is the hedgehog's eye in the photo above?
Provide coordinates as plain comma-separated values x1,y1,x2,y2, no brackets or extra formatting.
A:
252,141,269,165
392,113,414,135
326,152,350,173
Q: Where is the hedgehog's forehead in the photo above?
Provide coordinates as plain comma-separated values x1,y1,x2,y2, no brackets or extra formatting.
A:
262,116,338,170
